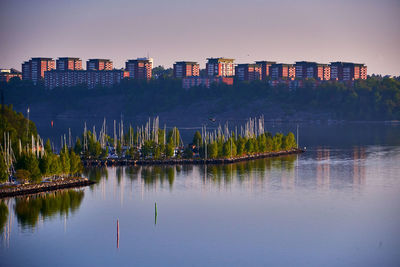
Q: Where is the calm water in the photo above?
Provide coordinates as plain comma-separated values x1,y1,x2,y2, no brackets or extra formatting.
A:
1,123,400,266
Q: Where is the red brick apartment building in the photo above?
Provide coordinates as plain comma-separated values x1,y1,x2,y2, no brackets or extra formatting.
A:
270,63,295,80
295,61,330,80
86,59,113,71
206,58,235,77
255,61,276,80
22,57,55,85
56,57,83,71
330,62,367,81
125,58,153,80
0,69,22,82
173,61,200,78
235,64,262,81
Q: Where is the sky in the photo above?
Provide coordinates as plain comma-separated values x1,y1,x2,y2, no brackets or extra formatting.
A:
0,0,399,76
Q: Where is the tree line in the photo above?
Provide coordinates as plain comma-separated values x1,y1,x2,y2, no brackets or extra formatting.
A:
2,75,400,120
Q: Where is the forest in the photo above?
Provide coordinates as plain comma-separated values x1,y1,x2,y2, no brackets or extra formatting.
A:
0,105,82,183
2,75,400,120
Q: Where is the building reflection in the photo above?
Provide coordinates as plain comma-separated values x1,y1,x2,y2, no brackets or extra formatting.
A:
314,146,366,190
353,146,366,186
316,147,330,190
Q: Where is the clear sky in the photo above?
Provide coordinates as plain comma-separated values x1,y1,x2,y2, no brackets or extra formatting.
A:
0,0,399,75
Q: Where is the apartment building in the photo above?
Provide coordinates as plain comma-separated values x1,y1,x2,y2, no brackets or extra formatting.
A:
330,62,367,81
22,57,55,84
295,61,330,80
235,64,262,81
173,61,200,78
0,69,22,82
255,61,276,80
56,57,83,71
86,59,113,71
270,63,295,80
125,58,153,80
206,58,235,77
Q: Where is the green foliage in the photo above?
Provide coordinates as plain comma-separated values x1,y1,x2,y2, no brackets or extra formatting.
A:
69,151,82,175
0,201,8,234
60,148,70,174
0,104,38,150
207,142,218,159
116,140,122,157
74,138,82,154
0,151,8,182
15,169,31,183
192,131,202,146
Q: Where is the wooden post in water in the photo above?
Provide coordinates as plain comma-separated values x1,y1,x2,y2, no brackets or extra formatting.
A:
117,219,119,249
155,202,157,225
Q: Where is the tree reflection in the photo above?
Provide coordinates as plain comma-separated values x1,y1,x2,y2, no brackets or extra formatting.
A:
200,156,296,184
14,190,85,229
0,200,8,234
83,167,108,183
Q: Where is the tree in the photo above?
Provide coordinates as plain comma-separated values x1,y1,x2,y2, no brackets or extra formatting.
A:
60,149,70,175
166,143,175,158
192,131,202,147
69,151,82,175
15,169,30,184
44,139,52,153
116,141,122,157
0,152,8,182
18,153,41,182
74,138,82,154
208,142,218,159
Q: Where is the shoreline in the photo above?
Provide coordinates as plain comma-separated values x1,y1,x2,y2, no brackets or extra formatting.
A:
0,177,95,198
83,148,304,167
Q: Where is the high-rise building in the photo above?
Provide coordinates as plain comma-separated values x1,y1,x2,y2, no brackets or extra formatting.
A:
206,58,235,77
21,58,55,85
235,64,262,81
295,61,330,80
0,69,22,82
56,57,83,71
173,61,200,78
86,59,113,71
270,63,295,80
125,58,153,80
330,62,367,81
255,61,276,80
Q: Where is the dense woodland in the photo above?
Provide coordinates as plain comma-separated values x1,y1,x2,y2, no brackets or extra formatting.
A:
0,105,82,183
2,74,400,120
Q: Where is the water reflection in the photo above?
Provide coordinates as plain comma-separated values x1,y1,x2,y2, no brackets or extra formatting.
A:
86,149,370,194
0,200,8,234
13,189,85,229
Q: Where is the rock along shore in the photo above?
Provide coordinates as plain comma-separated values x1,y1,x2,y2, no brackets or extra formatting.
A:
83,148,305,167
0,177,95,198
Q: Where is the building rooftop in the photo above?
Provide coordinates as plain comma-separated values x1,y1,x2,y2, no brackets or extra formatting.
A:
175,61,199,65
58,57,81,60
31,57,54,60
207,57,235,63
255,61,277,64
87,59,112,62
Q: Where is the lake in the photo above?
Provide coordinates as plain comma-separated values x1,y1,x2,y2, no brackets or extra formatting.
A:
1,122,400,266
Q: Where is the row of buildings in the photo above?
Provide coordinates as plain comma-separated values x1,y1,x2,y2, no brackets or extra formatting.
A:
5,57,368,89
178,59,367,88
20,57,154,89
